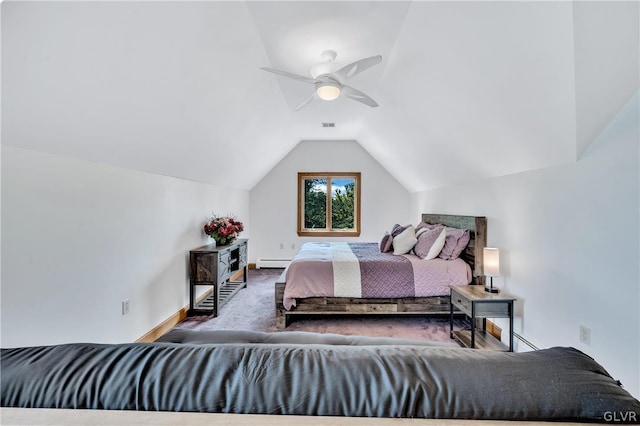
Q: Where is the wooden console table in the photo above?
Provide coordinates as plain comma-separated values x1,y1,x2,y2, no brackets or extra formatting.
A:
188,239,248,317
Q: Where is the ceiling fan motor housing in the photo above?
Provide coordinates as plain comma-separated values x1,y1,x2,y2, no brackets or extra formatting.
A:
311,63,340,80
311,49,340,79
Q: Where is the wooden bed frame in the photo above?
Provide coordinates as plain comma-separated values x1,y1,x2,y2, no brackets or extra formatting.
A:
275,214,487,329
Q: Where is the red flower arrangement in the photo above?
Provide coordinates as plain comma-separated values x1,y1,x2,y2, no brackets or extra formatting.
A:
203,214,244,246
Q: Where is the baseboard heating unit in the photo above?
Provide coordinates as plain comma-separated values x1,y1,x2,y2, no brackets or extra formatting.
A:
256,259,291,269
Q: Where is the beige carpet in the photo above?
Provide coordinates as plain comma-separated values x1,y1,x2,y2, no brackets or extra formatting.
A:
174,269,465,342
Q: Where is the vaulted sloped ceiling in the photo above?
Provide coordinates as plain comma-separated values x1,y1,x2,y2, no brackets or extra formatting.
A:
2,1,638,192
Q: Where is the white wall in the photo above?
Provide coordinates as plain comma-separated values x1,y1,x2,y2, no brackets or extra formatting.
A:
573,1,640,159
1,146,250,347
411,94,640,398
250,140,411,263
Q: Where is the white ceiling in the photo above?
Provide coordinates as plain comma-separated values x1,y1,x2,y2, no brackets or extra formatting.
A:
2,1,638,192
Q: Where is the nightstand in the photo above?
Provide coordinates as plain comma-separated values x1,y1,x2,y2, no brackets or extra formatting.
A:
449,285,516,351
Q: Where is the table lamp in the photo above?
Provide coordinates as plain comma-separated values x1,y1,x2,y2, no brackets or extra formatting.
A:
483,247,500,293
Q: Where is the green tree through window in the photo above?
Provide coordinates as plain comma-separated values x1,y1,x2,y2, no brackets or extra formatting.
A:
304,178,327,229
298,173,361,237
331,180,354,229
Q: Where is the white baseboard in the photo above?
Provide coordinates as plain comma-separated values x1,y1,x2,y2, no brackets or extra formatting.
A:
256,259,291,269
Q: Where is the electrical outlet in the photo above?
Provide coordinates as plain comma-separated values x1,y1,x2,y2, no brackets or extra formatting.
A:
579,325,591,345
122,300,130,316
279,243,284,249
291,243,295,250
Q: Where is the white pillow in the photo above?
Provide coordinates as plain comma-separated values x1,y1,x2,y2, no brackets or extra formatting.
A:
392,225,417,255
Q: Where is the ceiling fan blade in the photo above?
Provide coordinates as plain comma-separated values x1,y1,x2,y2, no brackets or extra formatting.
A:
261,67,319,84
335,55,382,80
342,85,379,108
294,92,316,111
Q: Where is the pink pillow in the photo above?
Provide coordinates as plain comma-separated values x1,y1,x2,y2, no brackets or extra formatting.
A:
438,227,471,260
413,226,447,259
379,232,393,253
415,221,440,232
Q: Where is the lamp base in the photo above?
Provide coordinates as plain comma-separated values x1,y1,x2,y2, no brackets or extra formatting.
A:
485,276,500,293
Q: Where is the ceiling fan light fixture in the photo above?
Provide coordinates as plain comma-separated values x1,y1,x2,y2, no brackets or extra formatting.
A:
316,82,341,101
261,51,382,109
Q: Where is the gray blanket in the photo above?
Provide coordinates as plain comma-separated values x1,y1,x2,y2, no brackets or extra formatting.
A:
2,331,639,422
156,329,460,347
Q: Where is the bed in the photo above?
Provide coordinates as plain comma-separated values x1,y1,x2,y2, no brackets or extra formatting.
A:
276,214,487,329
2,329,639,423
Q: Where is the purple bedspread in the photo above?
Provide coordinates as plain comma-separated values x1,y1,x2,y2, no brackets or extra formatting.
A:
284,242,472,310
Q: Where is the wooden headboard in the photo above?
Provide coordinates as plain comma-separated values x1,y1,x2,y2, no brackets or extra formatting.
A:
421,213,487,285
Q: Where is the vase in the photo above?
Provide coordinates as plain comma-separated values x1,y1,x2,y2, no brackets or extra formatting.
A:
213,237,235,246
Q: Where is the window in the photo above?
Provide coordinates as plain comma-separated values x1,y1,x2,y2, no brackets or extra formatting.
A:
297,172,361,237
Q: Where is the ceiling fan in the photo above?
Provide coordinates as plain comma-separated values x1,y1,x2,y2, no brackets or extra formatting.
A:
261,50,382,111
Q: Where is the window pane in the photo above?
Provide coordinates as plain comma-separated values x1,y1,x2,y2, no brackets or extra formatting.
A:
304,178,327,229
297,172,360,237
331,178,355,230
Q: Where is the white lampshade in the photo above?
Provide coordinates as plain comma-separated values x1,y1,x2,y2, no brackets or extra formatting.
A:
316,83,341,101
483,247,500,277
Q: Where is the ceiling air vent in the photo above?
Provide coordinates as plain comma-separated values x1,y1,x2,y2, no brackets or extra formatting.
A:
322,122,335,128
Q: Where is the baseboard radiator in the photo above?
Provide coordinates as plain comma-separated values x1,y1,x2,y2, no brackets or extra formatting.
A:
514,332,539,351
256,259,291,269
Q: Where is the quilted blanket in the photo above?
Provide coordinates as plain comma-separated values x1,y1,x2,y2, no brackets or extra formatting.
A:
284,242,472,310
